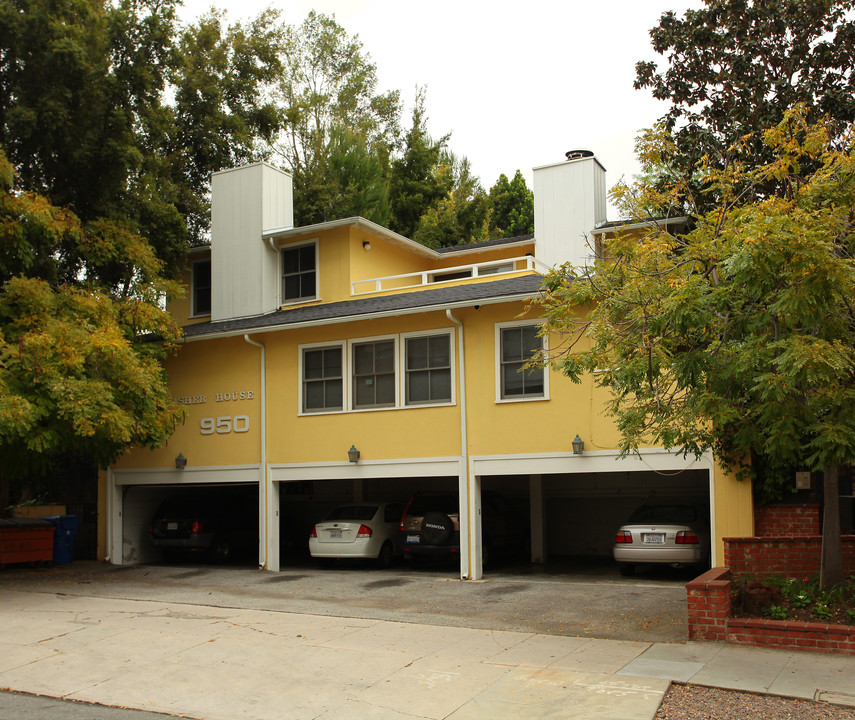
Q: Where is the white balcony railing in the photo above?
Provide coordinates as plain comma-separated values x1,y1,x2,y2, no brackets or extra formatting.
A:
351,255,548,296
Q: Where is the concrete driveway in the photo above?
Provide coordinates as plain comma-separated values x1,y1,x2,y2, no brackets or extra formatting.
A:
0,557,691,642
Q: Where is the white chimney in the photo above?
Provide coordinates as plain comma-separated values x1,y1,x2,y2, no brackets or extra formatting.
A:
533,150,606,269
210,162,293,322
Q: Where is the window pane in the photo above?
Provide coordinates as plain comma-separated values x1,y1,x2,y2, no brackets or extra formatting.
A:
375,373,395,404
324,380,342,408
283,275,299,300
282,249,299,274
407,337,428,370
522,326,541,357
503,363,524,396
430,369,451,401
304,350,323,379
374,341,394,373
300,271,316,298
323,349,341,377
353,344,374,374
355,378,374,407
523,367,544,395
501,327,522,362
304,382,324,409
408,370,430,403
299,244,315,270
428,335,450,368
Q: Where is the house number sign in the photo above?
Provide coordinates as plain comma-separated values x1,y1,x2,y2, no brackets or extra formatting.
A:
200,415,250,435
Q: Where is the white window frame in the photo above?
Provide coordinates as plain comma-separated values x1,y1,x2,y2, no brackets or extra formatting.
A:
400,330,455,407
494,319,549,403
280,239,319,306
298,340,346,415
349,334,399,411
191,258,212,318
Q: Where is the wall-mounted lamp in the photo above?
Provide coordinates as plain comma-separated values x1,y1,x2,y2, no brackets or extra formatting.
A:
571,435,584,455
347,445,360,463
362,241,372,251
175,453,188,469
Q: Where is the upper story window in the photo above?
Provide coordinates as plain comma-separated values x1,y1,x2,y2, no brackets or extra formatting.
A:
405,333,451,405
497,322,547,401
353,339,396,409
192,260,211,316
302,345,343,413
282,243,317,303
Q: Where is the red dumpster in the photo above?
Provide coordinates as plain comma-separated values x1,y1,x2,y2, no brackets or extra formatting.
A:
0,518,55,567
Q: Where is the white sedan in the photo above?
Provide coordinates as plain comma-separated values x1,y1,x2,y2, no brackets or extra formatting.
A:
309,503,404,568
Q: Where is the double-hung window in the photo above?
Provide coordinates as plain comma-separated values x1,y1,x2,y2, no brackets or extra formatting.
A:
498,323,546,400
192,259,211,316
352,339,396,409
302,345,343,413
405,333,451,405
282,243,317,302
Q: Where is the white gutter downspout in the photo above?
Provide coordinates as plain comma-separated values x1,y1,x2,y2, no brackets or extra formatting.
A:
244,334,267,569
446,309,471,580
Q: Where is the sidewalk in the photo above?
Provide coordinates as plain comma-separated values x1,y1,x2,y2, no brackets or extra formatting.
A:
1,587,854,719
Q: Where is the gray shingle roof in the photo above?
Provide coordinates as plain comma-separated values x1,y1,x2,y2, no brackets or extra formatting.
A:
435,234,534,254
184,274,543,339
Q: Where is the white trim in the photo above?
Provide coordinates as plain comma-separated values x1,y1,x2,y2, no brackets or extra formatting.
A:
280,239,319,306
270,456,461,482
298,340,346,415
494,319,549,402
110,465,261,486
470,448,714,476
400,329,455,407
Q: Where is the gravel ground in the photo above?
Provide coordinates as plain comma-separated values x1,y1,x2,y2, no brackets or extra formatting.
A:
655,685,855,720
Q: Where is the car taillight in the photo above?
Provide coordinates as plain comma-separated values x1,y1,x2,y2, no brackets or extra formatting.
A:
191,521,203,535
309,526,317,538
676,531,699,544
615,530,633,544
401,497,415,530
357,524,372,538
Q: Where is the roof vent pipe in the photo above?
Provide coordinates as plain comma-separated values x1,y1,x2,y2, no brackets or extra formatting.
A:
565,149,594,161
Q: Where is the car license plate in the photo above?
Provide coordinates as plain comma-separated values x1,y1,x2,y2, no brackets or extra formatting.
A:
406,535,420,544
329,530,341,539
167,522,178,531
644,533,665,544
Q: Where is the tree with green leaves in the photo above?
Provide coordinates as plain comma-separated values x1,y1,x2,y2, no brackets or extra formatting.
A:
635,0,855,213
0,153,184,508
487,170,534,238
539,108,855,588
273,11,400,225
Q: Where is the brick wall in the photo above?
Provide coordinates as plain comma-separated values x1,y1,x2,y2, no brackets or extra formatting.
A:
724,536,855,580
686,567,732,642
754,504,819,537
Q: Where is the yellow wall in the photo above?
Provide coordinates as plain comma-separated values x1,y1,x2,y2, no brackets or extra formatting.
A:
115,336,263,470
713,462,755,562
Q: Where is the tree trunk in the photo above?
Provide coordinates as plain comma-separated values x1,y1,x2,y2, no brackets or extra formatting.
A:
820,464,844,590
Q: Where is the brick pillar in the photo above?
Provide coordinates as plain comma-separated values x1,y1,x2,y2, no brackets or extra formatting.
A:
686,567,732,642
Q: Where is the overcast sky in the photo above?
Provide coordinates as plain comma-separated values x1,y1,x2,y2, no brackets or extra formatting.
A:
178,0,703,219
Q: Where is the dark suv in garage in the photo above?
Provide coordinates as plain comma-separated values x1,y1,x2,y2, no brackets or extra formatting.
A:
400,490,527,565
149,487,258,563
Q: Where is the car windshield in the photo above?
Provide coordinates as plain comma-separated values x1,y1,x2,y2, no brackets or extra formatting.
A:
626,505,698,524
407,494,459,516
324,506,377,521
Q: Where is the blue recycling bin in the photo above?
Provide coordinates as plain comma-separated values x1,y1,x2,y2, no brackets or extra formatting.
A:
45,515,79,565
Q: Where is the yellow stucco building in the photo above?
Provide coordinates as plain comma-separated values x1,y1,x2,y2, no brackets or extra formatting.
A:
101,151,753,579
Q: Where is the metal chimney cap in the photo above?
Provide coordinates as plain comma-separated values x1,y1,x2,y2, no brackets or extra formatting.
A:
565,149,594,160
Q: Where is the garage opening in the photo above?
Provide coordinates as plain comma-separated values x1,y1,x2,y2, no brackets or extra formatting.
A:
122,483,258,566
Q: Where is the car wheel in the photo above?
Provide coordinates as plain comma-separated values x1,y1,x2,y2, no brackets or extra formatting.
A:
209,536,232,564
376,541,394,569
618,563,635,577
421,511,453,545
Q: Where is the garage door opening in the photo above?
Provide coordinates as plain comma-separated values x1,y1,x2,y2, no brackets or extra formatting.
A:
122,483,258,566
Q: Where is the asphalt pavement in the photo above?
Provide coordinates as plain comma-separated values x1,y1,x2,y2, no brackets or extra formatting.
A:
0,560,853,719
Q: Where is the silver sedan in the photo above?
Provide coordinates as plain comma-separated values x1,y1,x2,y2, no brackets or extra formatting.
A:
309,503,403,568
613,504,710,576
